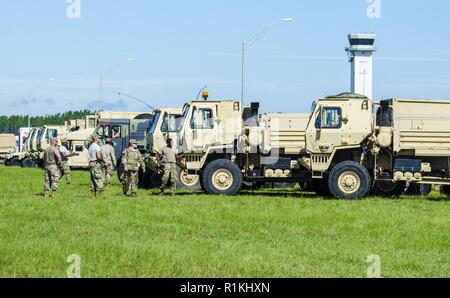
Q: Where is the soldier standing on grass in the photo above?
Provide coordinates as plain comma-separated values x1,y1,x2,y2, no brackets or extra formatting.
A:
59,140,79,185
102,138,117,186
122,139,145,198
43,138,62,198
159,138,184,197
88,135,105,198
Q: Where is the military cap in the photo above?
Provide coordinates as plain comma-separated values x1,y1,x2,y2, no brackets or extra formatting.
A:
106,138,112,143
130,139,138,144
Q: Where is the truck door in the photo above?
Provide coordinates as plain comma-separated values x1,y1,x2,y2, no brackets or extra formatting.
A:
189,106,216,152
307,104,344,154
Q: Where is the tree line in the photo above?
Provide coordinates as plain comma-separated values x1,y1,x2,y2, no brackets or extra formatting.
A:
0,110,95,134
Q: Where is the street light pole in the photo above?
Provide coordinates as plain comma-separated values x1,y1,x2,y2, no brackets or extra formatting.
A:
99,58,135,110
240,18,293,107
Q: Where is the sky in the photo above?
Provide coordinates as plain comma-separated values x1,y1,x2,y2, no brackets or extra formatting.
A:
0,0,449,116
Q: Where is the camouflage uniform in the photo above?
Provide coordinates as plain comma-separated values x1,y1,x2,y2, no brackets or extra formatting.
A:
102,142,117,185
122,145,145,196
88,142,104,194
59,145,72,184
160,146,178,194
43,145,61,194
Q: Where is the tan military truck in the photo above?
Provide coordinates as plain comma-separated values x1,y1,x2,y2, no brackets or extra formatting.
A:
143,106,203,189
174,93,446,199
0,134,16,164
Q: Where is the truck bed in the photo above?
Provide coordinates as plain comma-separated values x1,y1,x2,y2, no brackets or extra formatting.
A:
392,99,450,156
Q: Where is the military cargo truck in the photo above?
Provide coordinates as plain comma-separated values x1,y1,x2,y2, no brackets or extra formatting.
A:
173,93,446,199
143,106,202,189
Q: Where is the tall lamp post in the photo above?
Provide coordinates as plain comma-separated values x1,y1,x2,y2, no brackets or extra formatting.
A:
241,18,293,106
99,58,135,110
27,78,55,127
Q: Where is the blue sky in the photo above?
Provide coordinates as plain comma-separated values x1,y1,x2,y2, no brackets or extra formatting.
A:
0,0,449,116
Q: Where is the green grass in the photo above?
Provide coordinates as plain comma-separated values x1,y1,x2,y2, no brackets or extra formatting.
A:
0,166,449,278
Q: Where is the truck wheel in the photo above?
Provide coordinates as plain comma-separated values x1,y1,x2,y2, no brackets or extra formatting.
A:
328,161,371,200
406,183,432,196
311,178,332,197
372,181,407,198
9,157,22,167
5,159,10,167
440,185,450,196
202,159,242,195
21,158,37,168
177,166,201,190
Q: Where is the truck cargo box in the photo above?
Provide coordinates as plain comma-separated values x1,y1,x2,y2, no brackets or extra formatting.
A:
261,113,309,154
0,134,16,154
392,99,450,156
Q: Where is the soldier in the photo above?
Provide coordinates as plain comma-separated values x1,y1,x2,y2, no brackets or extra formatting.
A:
59,140,79,185
88,135,105,198
102,138,117,185
159,138,183,196
43,138,62,198
122,139,145,197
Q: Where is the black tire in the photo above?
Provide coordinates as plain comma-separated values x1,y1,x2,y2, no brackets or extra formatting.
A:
5,159,10,167
328,161,371,200
311,178,332,197
406,183,432,196
440,185,450,196
176,166,201,190
372,181,407,198
21,158,37,168
202,159,242,195
9,157,22,167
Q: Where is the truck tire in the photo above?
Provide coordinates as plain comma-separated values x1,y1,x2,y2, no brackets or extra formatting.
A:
440,185,450,196
21,158,37,168
176,166,201,190
5,159,10,167
406,183,432,196
202,159,242,195
311,178,332,197
328,161,371,200
9,157,22,167
372,181,407,198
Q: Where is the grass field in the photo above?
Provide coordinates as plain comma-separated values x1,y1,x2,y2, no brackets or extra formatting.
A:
0,166,449,278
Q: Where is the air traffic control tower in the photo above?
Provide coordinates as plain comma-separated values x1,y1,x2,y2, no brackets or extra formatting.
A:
345,33,377,99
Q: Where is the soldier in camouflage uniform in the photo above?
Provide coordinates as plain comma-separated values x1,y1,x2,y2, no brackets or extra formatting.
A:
102,138,117,186
122,139,145,197
88,135,105,198
59,140,79,185
43,138,62,197
159,138,183,196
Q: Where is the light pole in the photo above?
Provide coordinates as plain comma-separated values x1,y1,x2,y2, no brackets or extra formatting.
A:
241,18,293,106
27,78,55,127
99,58,135,110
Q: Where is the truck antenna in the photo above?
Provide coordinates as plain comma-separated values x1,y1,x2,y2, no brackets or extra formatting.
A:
113,91,155,111
196,85,208,100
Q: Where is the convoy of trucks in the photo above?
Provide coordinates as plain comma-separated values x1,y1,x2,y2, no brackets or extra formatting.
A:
156,92,448,199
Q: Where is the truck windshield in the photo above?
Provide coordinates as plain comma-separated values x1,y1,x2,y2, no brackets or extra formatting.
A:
37,128,45,143
148,112,161,134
